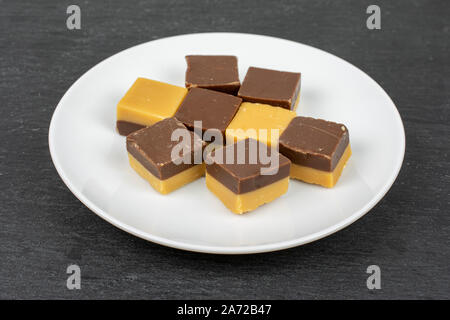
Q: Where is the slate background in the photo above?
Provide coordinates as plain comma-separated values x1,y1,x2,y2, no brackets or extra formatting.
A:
0,0,448,299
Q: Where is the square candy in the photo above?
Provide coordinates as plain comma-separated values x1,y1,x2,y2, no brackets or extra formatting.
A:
126,117,205,194
238,67,301,110
279,116,351,188
225,102,296,147
205,138,291,214
185,55,240,95
174,87,242,137
117,78,188,135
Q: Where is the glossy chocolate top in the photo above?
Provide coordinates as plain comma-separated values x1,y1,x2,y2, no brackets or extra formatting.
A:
185,55,240,94
174,87,242,136
126,117,204,180
206,138,291,194
279,117,350,172
238,67,301,110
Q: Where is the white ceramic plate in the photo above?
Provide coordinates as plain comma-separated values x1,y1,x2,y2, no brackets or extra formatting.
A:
49,33,405,254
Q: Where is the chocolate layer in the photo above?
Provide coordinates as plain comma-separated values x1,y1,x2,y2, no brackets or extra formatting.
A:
174,87,242,136
238,67,301,110
117,120,146,136
126,118,204,180
206,138,291,194
279,117,350,172
185,55,240,95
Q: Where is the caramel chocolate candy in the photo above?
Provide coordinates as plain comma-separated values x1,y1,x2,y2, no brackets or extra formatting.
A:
127,117,205,194
226,102,296,147
238,67,301,111
116,78,187,136
206,138,291,214
185,55,240,95
279,116,351,188
174,87,242,137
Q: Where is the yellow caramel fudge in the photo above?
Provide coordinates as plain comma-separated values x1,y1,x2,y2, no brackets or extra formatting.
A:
126,118,205,194
225,102,296,147
279,116,351,188
129,154,205,194
205,139,291,214
206,173,289,214
289,145,352,188
117,77,187,135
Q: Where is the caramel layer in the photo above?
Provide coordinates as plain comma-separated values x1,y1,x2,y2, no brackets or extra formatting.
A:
128,153,205,194
290,145,351,188
206,173,289,214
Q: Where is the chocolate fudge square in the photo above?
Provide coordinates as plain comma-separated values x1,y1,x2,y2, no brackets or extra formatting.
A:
126,117,205,194
279,116,351,188
174,87,242,137
205,138,291,214
238,67,301,110
185,55,240,95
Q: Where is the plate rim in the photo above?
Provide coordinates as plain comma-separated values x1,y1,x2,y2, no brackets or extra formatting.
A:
48,32,406,254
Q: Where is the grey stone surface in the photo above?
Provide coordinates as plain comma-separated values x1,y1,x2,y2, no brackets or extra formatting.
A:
0,0,448,299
